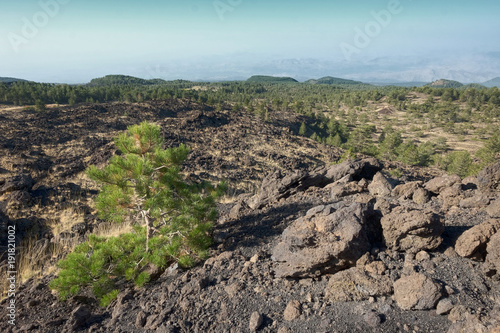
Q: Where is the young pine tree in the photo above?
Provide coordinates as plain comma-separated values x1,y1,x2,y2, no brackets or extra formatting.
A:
50,121,226,305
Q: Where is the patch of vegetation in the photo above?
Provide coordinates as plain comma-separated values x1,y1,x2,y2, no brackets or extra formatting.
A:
1,78,499,176
306,76,368,86
246,75,298,83
50,122,226,306
89,75,168,86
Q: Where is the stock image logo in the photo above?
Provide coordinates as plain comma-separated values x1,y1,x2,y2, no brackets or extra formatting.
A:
7,0,71,53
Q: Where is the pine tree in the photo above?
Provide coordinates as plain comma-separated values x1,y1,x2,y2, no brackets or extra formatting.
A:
50,122,226,305
299,121,307,136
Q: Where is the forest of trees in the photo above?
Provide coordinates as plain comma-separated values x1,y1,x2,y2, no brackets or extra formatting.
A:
1,77,499,177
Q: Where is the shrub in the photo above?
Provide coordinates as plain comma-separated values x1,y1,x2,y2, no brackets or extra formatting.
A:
50,122,226,305
299,121,307,136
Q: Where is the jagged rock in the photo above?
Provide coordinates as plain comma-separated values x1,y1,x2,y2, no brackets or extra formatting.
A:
247,169,307,209
374,197,395,215
459,194,491,209
477,160,500,191
249,311,263,331
136,311,147,328
225,282,244,297
67,305,91,330
363,310,383,327
249,158,380,209
448,305,469,323
393,273,443,310
0,174,34,195
484,231,500,277
368,172,393,197
392,181,423,200
331,181,365,199
462,175,478,186
437,183,465,209
425,174,461,194
447,313,488,333
354,193,376,204
486,198,500,218
324,158,380,183
415,250,431,262
364,260,387,276
229,201,248,220
283,300,301,321
413,188,430,205
325,267,393,302
381,206,444,253
455,219,500,260
272,202,380,278
435,298,454,315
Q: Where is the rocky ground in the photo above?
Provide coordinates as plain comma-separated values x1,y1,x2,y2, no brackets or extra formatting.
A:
0,101,499,332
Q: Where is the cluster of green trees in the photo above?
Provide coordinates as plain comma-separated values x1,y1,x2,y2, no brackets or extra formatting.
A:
2,78,499,177
50,122,226,306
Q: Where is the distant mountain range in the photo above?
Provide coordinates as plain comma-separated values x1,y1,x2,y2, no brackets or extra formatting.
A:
483,77,500,88
2,75,500,88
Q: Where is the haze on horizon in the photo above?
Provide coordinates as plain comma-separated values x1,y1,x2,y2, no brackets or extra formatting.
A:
1,0,499,84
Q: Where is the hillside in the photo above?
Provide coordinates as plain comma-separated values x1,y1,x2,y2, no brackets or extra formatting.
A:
483,77,500,88
88,75,168,86
0,77,27,83
427,79,464,88
0,97,499,332
369,81,428,87
246,75,298,83
462,83,487,89
306,76,367,86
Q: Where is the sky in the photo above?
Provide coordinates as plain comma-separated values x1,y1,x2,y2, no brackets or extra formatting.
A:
1,0,500,83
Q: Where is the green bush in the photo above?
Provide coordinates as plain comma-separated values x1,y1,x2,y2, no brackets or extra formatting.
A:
50,122,226,305
439,151,480,178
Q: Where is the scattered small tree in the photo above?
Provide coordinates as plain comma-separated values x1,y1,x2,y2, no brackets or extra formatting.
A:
35,99,46,112
299,121,307,136
50,122,226,305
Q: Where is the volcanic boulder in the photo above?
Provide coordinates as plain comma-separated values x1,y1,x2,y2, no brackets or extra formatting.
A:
381,206,444,253
247,158,380,209
393,273,443,310
455,219,500,260
271,202,381,278
425,174,461,194
368,172,393,197
484,231,500,277
477,160,500,191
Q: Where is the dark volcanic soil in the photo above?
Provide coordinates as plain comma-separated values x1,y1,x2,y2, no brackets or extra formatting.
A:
0,101,499,333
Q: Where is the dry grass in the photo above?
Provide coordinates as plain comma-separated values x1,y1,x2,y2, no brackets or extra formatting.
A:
0,236,76,301
93,220,135,239
328,92,499,157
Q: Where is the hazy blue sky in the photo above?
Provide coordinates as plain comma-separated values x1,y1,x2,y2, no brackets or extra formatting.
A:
1,0,499,83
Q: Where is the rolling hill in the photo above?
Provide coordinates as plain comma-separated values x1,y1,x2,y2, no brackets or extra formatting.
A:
0,77,28,83
426,79,464,88
88,75,168,86
246,75,298,83
306,76,367,86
